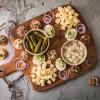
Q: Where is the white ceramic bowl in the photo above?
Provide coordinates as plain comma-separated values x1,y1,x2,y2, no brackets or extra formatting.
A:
23,29,49,56
61,40,87,66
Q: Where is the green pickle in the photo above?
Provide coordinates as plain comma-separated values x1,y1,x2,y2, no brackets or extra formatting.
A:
34,39,42,53
25,40,31,51
36,35,41,42
34,31,45,39
26,36,34,52
41,37,48,51
30,35,37,47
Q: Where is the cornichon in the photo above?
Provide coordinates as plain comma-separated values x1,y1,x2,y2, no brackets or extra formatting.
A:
36,35,41,42
34,31,45,39
34,39,42,53
41,37,48,51
25,40,31,51
26,36,34,52
30,35,37,47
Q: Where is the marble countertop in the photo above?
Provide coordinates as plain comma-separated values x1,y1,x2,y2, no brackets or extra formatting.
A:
0,0,100,100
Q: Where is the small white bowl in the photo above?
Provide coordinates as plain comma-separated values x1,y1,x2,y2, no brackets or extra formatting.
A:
23,29,50,56
61,40,87,66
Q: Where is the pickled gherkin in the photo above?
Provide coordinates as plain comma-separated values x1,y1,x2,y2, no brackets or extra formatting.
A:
26,36,34,52
34,31,45,39
41,37,48,51
30,35,37,47
25,39,31,51
34,39,42,53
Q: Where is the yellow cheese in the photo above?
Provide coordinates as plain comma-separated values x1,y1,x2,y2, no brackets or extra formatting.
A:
47,80,52,85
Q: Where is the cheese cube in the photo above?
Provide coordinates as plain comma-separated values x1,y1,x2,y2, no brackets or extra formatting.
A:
41,70,46,75
37,66,41,71
32,79,36,83
42,65,46,69
68,25,72,29
68,58,73,62
68,14,73,20
61,26,66,30
73,22,78,26
72,55,75,60
60,19,65,25
36,77,40,82
46,69,50,75
42,62,47,68
47,80,52,85
74,12,79,17
40,80,44,84
73,60,77,64
55,13,60,18
53,68,57,72
36,81,40,85
76,19,80,24
70,9,75,14
50,64,54,68
36,71,41,76
55,19,60,24
48,75,52,79
58,7,63,12
50,71,54,75
45,76,48,80
51,78,56,82
41,83,45,86
47,60,51,64
65,19,70,24
53,74,57,78
31,66,37,73
40,76,45,80
31,74,36,78
66,6,72,12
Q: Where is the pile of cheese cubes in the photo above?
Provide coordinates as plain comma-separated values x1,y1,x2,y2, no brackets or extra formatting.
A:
63,40,85,64
31,60,57,86
55,6,80,30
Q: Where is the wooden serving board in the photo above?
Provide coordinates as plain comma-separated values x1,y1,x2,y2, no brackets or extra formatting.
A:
0,4,98,91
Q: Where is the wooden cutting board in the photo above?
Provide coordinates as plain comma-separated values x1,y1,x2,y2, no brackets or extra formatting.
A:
0,4,98,91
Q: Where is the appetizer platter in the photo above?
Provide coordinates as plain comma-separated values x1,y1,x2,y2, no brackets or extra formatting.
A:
0,4,98,91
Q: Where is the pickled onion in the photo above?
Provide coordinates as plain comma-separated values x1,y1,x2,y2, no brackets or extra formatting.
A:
58,71,69,80
13,58,29,71
15,61,25,71
76,24,86,34
43,11,54,24
43,15,52,24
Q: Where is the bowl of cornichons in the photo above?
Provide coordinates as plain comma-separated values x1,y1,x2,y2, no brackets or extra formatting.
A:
23,29,50,55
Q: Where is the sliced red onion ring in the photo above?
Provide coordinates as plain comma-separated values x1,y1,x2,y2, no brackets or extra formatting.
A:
58,71,69,80
13,58,29,71
15,61,25,71
78,27,85,34
43,15,52,24
43,11,54,24
13,58,23,65
44,15,52,20
66,71,70,79
47,11,54,19
15,60,29,71
76,24,86,34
